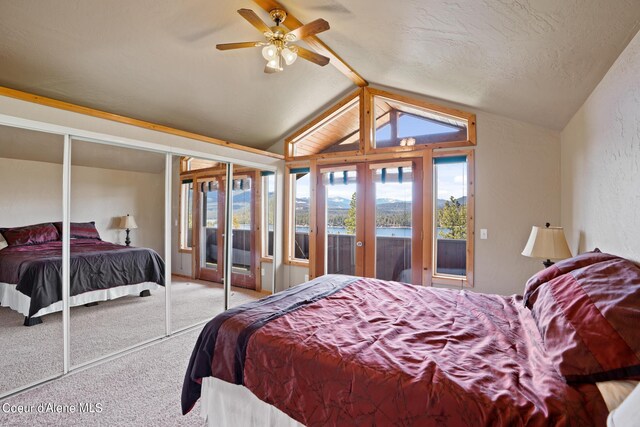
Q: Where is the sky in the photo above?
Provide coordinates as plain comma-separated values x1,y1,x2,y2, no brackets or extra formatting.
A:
295,160,466,202
295,110,467,202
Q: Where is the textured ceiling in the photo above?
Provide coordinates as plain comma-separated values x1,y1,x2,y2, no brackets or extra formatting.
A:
0,1,639,150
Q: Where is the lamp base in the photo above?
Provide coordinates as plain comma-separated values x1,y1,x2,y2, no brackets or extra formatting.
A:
125,228,131,247
543,259,554,269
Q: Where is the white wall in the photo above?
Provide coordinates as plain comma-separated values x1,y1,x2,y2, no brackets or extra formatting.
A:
0,157,164,255
71,164,164,254
0,158,63,226
270,87,562,296
561,30,640,262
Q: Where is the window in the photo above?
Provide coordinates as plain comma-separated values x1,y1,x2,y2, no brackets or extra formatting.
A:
289,168,310,261
286,92,361,159
262,173,275,258
179,179,194,250
433,155,470,280
373,95,470,150
284,88,476,285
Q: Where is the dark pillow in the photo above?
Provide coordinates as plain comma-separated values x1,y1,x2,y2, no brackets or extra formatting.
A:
53,221,101,240
0,223,60,246
523,249,617,308
530,257,640,383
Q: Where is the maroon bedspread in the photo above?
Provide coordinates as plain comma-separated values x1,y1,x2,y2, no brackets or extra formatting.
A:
183,275,608,426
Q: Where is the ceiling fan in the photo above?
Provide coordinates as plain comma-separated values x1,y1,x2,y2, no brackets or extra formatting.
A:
216,8,331,73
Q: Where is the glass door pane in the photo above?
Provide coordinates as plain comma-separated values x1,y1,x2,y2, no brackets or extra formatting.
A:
371,163,418,284
434,156,468,277
321,168,359,276
199,178,223,282
171,156,226,332
229,165,263,309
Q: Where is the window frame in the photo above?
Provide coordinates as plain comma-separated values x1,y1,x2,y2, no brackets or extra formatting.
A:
260,173,275,262
366,88,476,156
285,163,313,266
178,179,194,253
430,149,475,287
285,90,363,161
283,88,476,287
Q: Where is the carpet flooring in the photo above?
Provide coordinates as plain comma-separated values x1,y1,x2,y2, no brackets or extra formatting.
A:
0,328,205,426
1,277,263,396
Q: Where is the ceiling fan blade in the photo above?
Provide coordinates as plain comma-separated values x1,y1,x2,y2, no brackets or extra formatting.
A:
237,9,272,34
216,42,261,50
287,19,330,40
296,46,330,66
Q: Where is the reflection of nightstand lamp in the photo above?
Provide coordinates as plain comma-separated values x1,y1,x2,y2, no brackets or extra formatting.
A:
522,222,572,268
119,214,138,247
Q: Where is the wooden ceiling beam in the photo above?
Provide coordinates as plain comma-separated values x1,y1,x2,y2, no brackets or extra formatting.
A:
253,0,368,87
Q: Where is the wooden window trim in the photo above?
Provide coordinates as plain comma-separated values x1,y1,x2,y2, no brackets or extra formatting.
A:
430,149,475,288
178,179,194,254
366,88,476,155
284,163,311,266
285,89,362,161
285,87,476,163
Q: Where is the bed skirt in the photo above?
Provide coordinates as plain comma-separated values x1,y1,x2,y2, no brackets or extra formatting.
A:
0,281,161,318
201,377,303,427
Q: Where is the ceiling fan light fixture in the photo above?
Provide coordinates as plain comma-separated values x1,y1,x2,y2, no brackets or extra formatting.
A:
281,47,297,65
266,57,282,71
261,44,278,61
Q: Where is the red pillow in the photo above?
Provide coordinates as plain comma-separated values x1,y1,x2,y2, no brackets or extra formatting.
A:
530,257,640,382
523,249,617,308
53,222,101,240
0,223,60,246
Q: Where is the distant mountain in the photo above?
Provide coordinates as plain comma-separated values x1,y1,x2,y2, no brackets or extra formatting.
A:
327,196,352,209
295,195,467,211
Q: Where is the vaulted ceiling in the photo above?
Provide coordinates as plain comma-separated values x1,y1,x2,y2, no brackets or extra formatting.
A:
0,1,638,150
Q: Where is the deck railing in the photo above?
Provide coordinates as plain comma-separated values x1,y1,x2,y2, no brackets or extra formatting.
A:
204,229,466,281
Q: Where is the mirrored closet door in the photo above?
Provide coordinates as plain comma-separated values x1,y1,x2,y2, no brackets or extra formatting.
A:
0,124,65,395
171,156,227,332
69,138,167,366
228,164,276,309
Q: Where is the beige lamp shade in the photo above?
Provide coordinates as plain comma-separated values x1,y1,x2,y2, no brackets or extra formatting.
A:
522,225,572,260
119,215,138,230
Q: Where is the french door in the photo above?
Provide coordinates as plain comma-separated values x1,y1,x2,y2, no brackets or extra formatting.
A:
197,176,225,283
315,158,423,285
195,172,257,288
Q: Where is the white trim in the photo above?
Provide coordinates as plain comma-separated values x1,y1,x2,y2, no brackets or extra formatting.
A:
223,164,233,310
0,281,161,318
0,113,279,173
164,153,172,336
62,134,71,373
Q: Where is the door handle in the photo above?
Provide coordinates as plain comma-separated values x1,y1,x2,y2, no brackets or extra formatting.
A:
356,241,363,247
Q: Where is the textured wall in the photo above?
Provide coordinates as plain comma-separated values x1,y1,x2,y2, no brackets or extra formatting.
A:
561,30,640,262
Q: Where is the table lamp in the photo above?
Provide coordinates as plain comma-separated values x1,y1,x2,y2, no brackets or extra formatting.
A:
522,222,572,268
119,214,138,247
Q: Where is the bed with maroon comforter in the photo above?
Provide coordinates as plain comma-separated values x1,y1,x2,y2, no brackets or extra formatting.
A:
0,239,165,318
183,252,640,426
